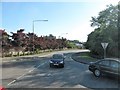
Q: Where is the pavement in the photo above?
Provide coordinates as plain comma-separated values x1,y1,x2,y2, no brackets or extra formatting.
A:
0,49,81,63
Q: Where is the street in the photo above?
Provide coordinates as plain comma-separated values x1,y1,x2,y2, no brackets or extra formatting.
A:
1,50,119,89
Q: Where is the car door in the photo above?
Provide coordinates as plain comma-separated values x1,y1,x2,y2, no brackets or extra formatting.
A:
109,60,119,76
98,60,111,74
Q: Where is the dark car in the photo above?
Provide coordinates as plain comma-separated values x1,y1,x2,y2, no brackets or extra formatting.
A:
89,58,120,78
49,54,65,68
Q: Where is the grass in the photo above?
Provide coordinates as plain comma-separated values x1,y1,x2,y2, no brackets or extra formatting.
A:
75,52,97,61
79,56,97,61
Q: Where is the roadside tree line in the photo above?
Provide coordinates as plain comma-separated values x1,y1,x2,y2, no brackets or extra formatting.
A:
85,4,119,58
0,29,77,57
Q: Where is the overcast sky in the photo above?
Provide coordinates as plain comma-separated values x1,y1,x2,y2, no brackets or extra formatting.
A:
1,0,118,42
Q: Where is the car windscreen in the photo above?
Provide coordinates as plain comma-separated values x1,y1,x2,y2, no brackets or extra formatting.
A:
52,55,63,59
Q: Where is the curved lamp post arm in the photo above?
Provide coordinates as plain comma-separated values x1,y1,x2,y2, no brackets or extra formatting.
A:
32,19,48,53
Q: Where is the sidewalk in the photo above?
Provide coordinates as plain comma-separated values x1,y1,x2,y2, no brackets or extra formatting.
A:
0,52,53,63
0,49,79,62
71,52,97,65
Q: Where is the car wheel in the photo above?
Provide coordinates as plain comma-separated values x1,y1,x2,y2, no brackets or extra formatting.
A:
94,69,101,77
60,65,64,68
50,64,52,68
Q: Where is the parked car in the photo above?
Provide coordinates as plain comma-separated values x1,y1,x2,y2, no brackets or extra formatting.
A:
89,58,120,78
49,54,65,68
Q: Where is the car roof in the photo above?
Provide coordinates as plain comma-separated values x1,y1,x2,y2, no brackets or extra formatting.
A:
98,58,120,63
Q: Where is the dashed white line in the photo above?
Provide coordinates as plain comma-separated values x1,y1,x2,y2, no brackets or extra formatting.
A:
16,73,26,80
7,80,16,86
7,61,47,86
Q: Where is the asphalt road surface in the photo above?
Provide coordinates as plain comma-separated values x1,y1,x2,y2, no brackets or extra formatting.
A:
1,50,120,89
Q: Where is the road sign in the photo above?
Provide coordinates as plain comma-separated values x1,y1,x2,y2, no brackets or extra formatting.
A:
101,43,109,59
101,43,108,49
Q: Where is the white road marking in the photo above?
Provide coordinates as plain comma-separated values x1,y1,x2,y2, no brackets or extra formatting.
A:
7,80,16,86
73,84,87,88
2,60,16,63
16,73,26,80
7,61,47,86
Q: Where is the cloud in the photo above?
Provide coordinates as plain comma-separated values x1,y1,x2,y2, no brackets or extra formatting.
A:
64,22,94,42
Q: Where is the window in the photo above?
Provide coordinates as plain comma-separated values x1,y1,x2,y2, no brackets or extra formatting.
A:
98,60,110,66
52,54,63,59
110,61,119,68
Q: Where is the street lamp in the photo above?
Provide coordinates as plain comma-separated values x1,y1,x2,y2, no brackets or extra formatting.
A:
32,19,48,53
33,20,48,35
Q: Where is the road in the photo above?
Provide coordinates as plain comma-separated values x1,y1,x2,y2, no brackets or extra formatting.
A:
1,50,119,89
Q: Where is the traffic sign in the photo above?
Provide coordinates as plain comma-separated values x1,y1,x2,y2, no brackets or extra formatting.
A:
101,43,109,59
101,43,108,49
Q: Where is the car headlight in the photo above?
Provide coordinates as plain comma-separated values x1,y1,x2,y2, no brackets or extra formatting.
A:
49,60,53,63
60,61,64,63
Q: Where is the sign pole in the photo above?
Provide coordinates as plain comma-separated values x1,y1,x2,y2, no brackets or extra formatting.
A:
104,48,106,59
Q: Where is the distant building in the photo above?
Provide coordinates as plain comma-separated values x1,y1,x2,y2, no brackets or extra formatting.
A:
75,43,84,49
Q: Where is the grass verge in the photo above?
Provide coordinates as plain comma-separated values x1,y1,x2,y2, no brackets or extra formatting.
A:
72,52,98,64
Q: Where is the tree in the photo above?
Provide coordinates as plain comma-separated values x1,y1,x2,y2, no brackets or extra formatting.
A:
11,29,27,55
86,4,119,58
0,29,11,57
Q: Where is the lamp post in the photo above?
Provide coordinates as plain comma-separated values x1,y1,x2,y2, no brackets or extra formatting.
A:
32,19,48,54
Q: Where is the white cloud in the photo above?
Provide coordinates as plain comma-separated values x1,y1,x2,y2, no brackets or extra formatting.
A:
64,22,94,42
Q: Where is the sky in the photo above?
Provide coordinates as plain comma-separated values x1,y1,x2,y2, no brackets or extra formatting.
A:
1,0,118,42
